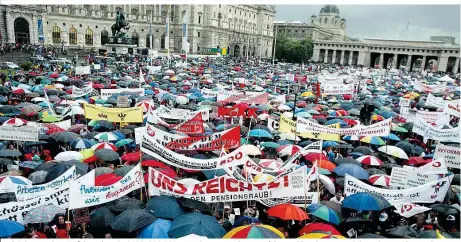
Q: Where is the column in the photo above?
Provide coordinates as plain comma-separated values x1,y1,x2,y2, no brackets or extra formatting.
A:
407,55,412,71
340,50,345,65
421,55,427,71
31,15,37,44
324,49,328,64
348,51,353,65
332,50,337,64
392,54,398,69
378,52,384,68
454,57,460,74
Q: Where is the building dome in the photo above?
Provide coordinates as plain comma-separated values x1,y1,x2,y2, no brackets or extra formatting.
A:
311,14,317,18
320,5,340,15
334,15,341,18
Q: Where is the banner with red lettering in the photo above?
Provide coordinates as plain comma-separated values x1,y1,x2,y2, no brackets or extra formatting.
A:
394,203,432,218
218,106,258,118
295,75,308,83
415,80,447,93
148,166,306,202
218,92,269,104
173,113,204,134
323,83,355,95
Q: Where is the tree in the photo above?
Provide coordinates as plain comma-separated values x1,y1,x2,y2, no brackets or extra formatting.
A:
274,37,314,64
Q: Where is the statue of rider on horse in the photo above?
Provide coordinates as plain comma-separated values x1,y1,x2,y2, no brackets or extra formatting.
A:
111,8,130,37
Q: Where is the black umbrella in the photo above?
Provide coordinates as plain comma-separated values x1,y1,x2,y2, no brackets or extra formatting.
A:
45,162,88,182
142,154,155,161
24,141,48,147
90,207,115,228
386,225,419,238
0,105,20,114
177,197,212,215
252,125,271,132
95,149,120,162
119,129,133,135
0,86,12,95
0,149,22,157
0,158,15,165
146,195,185,219
353,146,374,155
402,122,413,132
334,157,361,166
113,165,134,176
50,131,80,143
358,233,386,238
395,141,416,154
108,197,144,212
83,131,100,139
366,168,387,175
38,134,50,140
417,230,454,238
320,200,342,216
429,204,460,215
111,209,156,233
92,120,115,131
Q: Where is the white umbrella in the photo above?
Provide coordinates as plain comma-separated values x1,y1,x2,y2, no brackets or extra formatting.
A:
378,145,409,160
176,96,189,105
279,132,300,141
257,113,270,120
55,151,83,161
31,97,46,102
318,174,335,195
241,144,262,156
277,104,291,111
282,112,294,118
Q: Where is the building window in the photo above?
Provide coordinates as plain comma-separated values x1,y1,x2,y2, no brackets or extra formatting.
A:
198,14,202,24
69,27,77,44
324,18,327,24
229,9,231,13
101,30,109,45
85,28,93,45
52,25,61,44
302,30,305,33
198,31,200,37
295,30,298,32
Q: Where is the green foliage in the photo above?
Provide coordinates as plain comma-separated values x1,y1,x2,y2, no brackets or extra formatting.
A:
275,37,314,64
20,61,33,71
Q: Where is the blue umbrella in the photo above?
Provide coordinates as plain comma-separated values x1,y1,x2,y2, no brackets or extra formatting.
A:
232,216,260,227
381,133,401,141
277,140,294,145
0,220,24,238
138,219,173,238
249,129,273,139
334,164,369,179
202,169,227,179
348,152,364,159
70,138,95,149
216,124,226,131
326,119,348,127
146,195,185,219
323,141,339,148
379,110,395,119
19,161,41,169
342,192,392,211
309,205,341,225
168,212,226,238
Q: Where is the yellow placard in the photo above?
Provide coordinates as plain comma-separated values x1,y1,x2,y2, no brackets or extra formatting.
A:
279,115,340,141
84,104,143,123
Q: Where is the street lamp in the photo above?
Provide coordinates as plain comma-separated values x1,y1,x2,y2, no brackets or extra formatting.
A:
292,84,301,118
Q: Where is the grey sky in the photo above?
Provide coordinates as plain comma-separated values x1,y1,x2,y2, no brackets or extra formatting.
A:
275,5,460,43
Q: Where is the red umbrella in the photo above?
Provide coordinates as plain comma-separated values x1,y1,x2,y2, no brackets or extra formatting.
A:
267,204,309,221
46,127,66,135
304,153,329,163
68,124,87,133
50,73,59,78
96,175,122,186
298,223,341,236
83,155,99,163
141,160,167,168
121,152,141,162
95,173,117,184
13,89,25,94
92,84,105,89
343,118,358,126
405,157,429,166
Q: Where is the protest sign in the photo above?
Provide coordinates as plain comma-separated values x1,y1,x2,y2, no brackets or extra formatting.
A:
390,164,439,188
323,83,355,95
415,80,446,94
433,144,460,169
148,166,306,202
394,203,432,218
444,100,460,117
217,91,269,104
71,83,93,98
296,117,391,137
141,133,247,170
100,88,145,100
425,93,446,109
15,166,76,202
84,104,143,123
0,186,69,224
116,96,129,108
173,113,204,135
75,66,91,75
68,164,143,209
345,174,452,204
412,114,459,142
416,110,446,124
399,98,411,107
156,106,210,121
0,126,39,141
267,118,280,131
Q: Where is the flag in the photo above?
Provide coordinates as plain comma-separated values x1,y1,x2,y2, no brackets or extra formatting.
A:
165,7,170,50
306,161,318,182
394,203,431,218
181,10,189,53
417,157,448,175
44,90,56,116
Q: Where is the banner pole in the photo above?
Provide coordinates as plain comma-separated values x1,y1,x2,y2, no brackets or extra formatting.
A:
139,155,143,202
316,159,320,203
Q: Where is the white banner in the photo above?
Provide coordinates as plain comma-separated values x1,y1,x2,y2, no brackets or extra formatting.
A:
75,66,91,75
141,133,247,170
0,126,39,141
433,144,460,169
412,114,460,142
146,66,162,74
15,166,76,202
444,100,460,117
100,88,145,100
71,83,93,98
415,80,447,94
399,98,411,107
345,174,452,204
323,83,355,95
389,165,439,188
416,110,447,124
155,106,210,121
394,203,432,218
296,117,391,137
425,93,446,108
68,163,143,209
0,186,69,224
27,119,72,135
148,166,306,203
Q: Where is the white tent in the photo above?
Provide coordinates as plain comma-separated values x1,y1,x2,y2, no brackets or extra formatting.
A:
438,75,455,83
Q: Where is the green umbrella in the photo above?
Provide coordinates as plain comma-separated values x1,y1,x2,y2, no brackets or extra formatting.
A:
115,138,134,147
392,126,408,133
260,142,280,149
42,115,62,123
40,79,52,85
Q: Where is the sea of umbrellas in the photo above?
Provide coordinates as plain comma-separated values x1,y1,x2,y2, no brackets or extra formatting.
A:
0,56,459,239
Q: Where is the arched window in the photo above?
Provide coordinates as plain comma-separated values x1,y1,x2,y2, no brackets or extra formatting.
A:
198,12,202,25
101,30,109,45
146,34,152,48
85,28,93,45
52,25,61,44
69,27,77,44
132,32,139,47
197,45,200,52
160,34,165,49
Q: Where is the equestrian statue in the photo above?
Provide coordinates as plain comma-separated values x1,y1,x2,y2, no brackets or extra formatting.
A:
111,9,130,37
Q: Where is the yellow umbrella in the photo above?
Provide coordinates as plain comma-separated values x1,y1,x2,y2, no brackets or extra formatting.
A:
301,91,314,97
80,148,95,161
299,232,346,239
253,173,274,183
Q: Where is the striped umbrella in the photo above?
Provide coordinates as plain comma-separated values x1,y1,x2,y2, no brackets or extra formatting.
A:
223,224,285,238
309,205,341,225
276,144,302,157
368,174,391,187
94,132,119,141
24,205,66,224
70,138,95,149
259,159,283,170
299,232,346,239
92,142,118,151
2,118,28,126
356,155,383,166
0,176,32,192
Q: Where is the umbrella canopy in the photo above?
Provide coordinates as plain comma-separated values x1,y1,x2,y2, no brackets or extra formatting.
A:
342,192,392,211
309,205,341,225
387,225,419,238
177,197,212,215
50,131,80,143
368,174,391,187
95,149,120,162
299,232,346,239
90,206,116,228
137,219,173,238
111,209,156,233
333,164,369,179
298,223,341,236
356,155,383,166
146,195,185,219
0,220,24,238
378,146,409,159
24,204,66,224
108,197,144,212
267,203,309,221
223,224,285,238
168,212,226,238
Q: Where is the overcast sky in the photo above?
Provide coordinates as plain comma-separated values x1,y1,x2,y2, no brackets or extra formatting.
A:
275,5,460,43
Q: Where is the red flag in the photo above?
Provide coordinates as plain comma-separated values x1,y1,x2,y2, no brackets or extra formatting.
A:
174,113,204,134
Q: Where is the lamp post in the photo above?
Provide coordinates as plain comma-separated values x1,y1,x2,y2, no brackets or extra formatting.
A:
292,83,301,144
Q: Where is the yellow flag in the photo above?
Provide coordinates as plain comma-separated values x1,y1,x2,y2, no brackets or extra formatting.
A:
279,115,341,141
84,104,143,123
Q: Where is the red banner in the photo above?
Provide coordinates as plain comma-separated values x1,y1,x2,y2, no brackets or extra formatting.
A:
221,92,269,105
174,113,204,134
164,126,241,151
218,106,258,118
295,75,307,83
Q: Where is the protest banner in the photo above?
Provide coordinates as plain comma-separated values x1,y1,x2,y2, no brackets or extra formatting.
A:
267,118,280,131
279,116,340,141
83,104,143,123
279,115,297,134
27,119,71,135
0,186,69,224
425,93,446,109
0,126,39,141
217,106,258,118
417,158,449,175
15,166,76,202
217,91,269,104
68,163,143,209
415,80,447,93
399,98,411,107
296,117,391,137
173,113,204,135
345,174,452,204
200,88,220,98
444,100,460,117
148,166,306,202
156,106,210,121
75,66,91,75
416,110,447,124
71,83,93,98
100,88,145,100
433,144,460,169
412,114,459,142
116,96,129,108
141,133,247,170
394,203,432,218
323,83,355,95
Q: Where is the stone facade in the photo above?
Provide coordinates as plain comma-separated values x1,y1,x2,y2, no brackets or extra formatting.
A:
0,4,275,57
312,38,460,73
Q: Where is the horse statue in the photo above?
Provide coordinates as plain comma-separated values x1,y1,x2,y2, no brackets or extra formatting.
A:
111,11,130,37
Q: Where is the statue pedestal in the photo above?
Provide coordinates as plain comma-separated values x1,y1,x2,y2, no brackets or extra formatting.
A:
104,43,137,54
